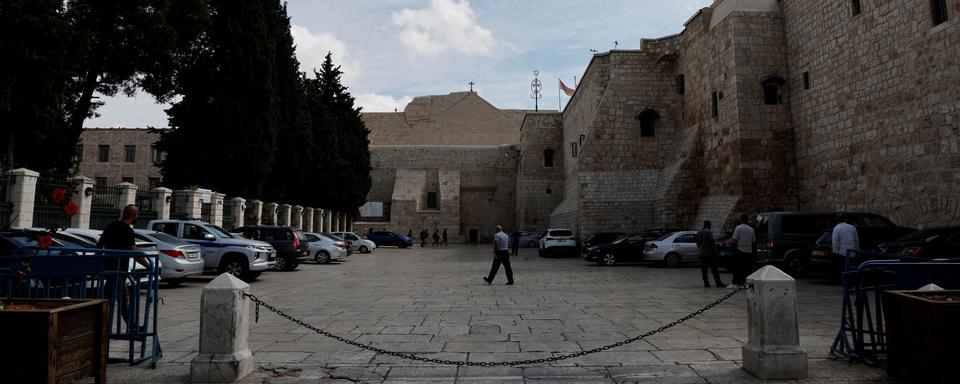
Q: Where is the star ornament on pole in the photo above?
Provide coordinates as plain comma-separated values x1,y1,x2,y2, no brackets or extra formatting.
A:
531,70,543,111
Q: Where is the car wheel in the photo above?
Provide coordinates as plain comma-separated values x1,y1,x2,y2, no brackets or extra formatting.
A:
527,240,537,248
664,253,681,268
786,256,808,278
359,245,369,253
315,251,331,264
603,253,617,266
220,257,248,280
273,256,287,271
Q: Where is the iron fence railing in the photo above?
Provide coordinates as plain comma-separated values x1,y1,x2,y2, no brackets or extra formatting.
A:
200,202,212,223
32,174,75,230
169,191,191,219
0,174,13,228
90,184,122,230
134,189,158,229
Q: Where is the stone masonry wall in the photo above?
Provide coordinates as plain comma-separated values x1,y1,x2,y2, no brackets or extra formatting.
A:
78,128,162,188
782,0,960,228
517,113,564,232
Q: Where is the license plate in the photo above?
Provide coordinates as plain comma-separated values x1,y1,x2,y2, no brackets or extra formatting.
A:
811,251,826,257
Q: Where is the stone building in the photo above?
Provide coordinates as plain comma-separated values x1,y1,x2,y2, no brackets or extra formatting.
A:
77,128,164,188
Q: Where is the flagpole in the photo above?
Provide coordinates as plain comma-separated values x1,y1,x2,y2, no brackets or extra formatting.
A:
558,79,561,111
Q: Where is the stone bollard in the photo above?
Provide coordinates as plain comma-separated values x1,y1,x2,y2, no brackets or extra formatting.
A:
190,273,254,383
742,266,808,379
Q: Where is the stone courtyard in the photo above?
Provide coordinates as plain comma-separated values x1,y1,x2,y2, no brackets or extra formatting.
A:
107,245,900,383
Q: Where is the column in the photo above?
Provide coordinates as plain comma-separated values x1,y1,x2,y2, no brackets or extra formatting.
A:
7,168,40,228
742,266,808,379
278,204,291,226
325,210,333,232
264,202,278,225
69,176,95,229
303,208,314,232
231,197,246,229
153,187,172,220
333,212,340,232
249,200,263,225
182,189,204,219
118,182,138,209
211,192,225,227
292,206,303,229
189,274,254,383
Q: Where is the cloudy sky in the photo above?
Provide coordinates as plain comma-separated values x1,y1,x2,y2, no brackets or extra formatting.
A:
85,0,707,128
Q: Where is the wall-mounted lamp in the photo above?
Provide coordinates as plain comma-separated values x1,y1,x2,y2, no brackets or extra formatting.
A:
84,187,94,197
165,195,172,204
579,134,585,146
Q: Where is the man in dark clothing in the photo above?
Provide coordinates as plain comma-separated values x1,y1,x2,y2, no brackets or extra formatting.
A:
441,229,448,246
696,220,725,288
510,231,520,256
97,205,148,330
432,230,440,247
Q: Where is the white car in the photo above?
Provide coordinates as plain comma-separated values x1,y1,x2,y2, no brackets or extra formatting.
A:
134,229,205,285
331,231,377,253
538,228,578,257
642,231,700,267
61,228,162,281
303,232,348,264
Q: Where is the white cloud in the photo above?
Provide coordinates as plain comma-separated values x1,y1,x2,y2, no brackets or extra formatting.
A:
392,0,509,57
355,93,414,113
290,24,360,83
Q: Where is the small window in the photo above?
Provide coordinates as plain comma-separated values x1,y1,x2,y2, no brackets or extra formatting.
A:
151,145,162,164
426,192,438,209
94,177,108,186
75,145,84,163
676,74,685,95
762,77,785,105
121,177,134,184
98,145,110,162
931,0,949,25
851,0,861,16
124,145,136,162
545,185,552,195
711,92,719,118
571,142,578,158
543,148,555,167
637,109,659,137
803,72,810,90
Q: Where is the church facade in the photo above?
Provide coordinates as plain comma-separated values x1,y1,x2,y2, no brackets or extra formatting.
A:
361,0,960,242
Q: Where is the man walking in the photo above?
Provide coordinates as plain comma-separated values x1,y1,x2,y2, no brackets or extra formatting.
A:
432,229,440,248
729,214,756,286
441,229,448,246
510,230,520,256
98,204,148,330
483,225,514,285
696,220,725,288
420,229,427,247
831,214,859,260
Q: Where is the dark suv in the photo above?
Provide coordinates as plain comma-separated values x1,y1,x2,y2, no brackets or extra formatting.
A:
235,225,309,271
754,212,914,277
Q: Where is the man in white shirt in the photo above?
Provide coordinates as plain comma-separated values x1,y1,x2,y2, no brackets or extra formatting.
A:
730,214,756,286
484,225,514,285
831,214,859,258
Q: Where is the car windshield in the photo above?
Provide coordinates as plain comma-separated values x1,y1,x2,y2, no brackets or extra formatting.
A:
655,233,674,241
550,230,573,237
143,232,191,245
206,225,234,238
53,234,95,248
611,235,630,244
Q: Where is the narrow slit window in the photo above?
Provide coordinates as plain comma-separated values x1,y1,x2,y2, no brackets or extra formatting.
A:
711,92,719,118
852,0,861,16
426,192,438,209
931,0,949,26
676,74,685,95
803,72,810,90
543,148,555,167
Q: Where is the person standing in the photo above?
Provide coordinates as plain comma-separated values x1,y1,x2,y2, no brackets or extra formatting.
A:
729,214,756,286
441,229,448,247
432,229,440,248
510,231,521,256
420,229,427,247
831,214,859,260
98,205,148,329
696,220,725,288
483,225,514,285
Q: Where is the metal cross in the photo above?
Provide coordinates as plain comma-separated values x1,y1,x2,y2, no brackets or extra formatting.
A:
468,81,475,92
530,70,542,111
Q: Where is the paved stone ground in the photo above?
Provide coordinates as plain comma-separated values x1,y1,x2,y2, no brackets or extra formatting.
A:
105,245,901,383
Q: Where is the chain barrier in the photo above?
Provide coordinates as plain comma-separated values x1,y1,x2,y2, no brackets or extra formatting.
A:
244,283,752,367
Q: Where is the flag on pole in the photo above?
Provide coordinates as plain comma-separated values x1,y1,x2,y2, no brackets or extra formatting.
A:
560,80,576,97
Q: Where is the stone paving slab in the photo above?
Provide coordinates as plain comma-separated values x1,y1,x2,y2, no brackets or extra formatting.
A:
103,245,904,383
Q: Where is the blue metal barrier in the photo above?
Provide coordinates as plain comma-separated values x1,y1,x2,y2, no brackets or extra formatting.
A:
0,247,162,367
831,249,960,362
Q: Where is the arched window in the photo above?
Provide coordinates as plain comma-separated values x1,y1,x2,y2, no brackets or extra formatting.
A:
543,148,555,167
762,76,786,105
637,109,660,137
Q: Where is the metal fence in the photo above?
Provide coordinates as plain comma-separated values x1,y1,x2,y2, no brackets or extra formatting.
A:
135,189,158,229
91,184,122,230
0,174,12,228
169,191,191,219
0,247,162,367
32,174,75,230
200,201,212,223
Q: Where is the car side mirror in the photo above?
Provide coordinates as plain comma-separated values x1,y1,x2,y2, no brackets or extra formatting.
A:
203,233,216,241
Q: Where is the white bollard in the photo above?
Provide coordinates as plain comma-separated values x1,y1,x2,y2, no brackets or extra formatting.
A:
742,266,808,379
190,273,254,383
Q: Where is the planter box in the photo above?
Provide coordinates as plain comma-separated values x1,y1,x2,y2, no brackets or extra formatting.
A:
883,290,960,383
0,299,109,384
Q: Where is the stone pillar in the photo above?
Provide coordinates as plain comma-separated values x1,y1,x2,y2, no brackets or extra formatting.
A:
347,216,353,232
118,182,138,208
177,189,204,219
332,212,340,232
5,168,39,228
70,176,95,229
264,202,278,225
278,204,291,226
303,208,314,232
326,210,333,232
231,197,246,229
211,192,225,227
292,206,303,229
742,266,808,379
249,200,263,225
153,187,172,220
190,273,254,383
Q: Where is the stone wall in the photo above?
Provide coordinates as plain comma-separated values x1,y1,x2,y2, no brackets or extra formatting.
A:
782,0,960,228
517,113,564,231
78,128,163,188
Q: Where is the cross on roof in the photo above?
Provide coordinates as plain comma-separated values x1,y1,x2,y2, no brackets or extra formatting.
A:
468,81,475,92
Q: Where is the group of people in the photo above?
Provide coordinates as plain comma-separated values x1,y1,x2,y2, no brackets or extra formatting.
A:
412,228,449,247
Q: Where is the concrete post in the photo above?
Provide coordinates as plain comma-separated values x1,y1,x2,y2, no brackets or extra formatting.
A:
118,182,138,208
5,168,39,228
153,188,172,220
249,200,263,225
211,192,225,227
190,273,254,383
70,176,95,229
292,206,303,229
264,203,278,225
325,210,333,232
742,266,808,379
303,208,313,232
332,212,339,232
230,197,246,229
278,204,291,226
177,189,204,219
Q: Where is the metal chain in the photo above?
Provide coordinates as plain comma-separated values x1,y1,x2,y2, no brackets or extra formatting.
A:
243,283,751,367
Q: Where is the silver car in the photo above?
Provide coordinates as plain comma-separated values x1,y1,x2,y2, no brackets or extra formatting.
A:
642,231,700,267
303,232,348,264
331,231,377,253
134,229,205,285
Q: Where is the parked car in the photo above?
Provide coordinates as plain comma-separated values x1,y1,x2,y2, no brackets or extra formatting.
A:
584,232,626,249
642,231,700,267
147,219,275,281
877,226,960,259
234,225,310,271
1,229,101,256
133,229,204,286
303,232,348,263
583,233,642,266
539,229,577,257
48,228,160,283
512,231,541,248
331,231,377,253
754,212,914,277
367,231,413,248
